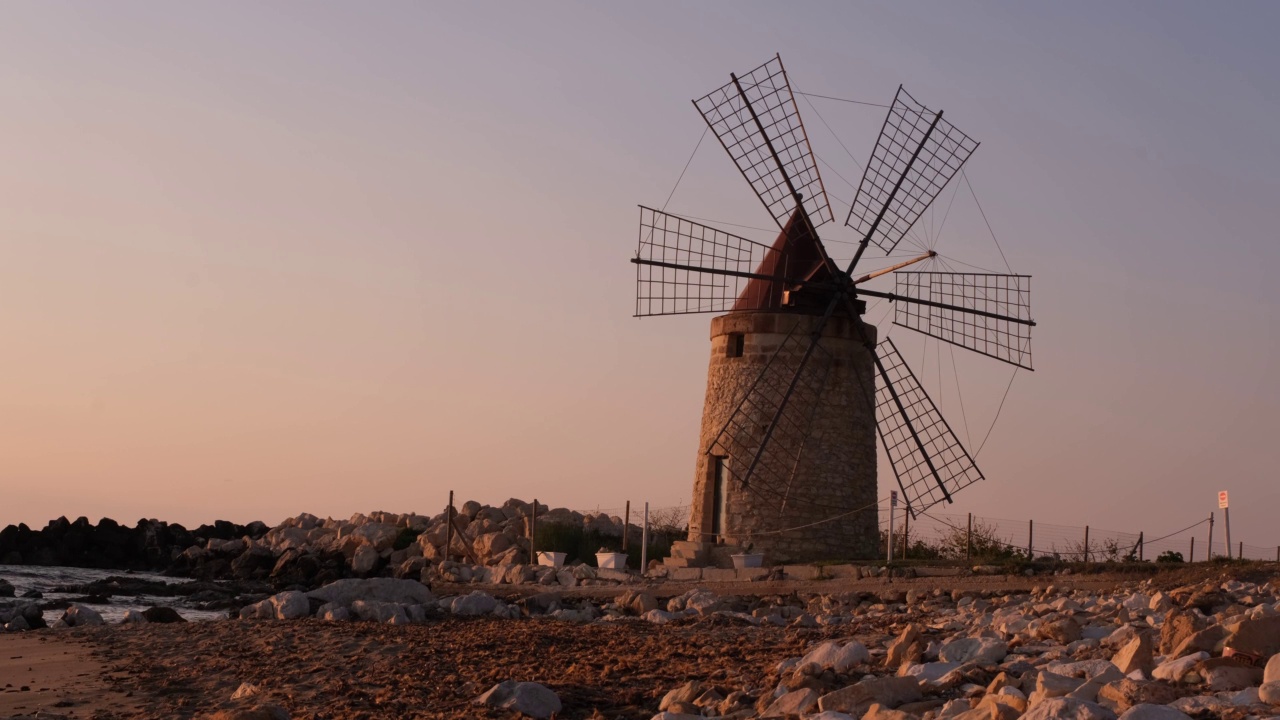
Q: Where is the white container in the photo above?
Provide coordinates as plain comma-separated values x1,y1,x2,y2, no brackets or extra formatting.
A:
537,551,566,569
595,552,628,569
731,553,764,569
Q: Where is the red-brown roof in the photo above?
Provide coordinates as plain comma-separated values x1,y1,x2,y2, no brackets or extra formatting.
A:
733,209,833,312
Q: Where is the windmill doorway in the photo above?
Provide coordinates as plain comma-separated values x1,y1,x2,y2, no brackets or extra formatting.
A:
711,456,728,538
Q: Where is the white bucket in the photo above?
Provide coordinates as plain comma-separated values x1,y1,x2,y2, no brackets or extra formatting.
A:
595,552,628,569
731,553,764,569
537,551,566,569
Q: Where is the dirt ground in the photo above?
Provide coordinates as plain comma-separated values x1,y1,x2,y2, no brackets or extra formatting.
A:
77,617,809,720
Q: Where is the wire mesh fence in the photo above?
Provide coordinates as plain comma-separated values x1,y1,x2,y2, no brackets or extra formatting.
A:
887,508,1276,564
570,498,1277,565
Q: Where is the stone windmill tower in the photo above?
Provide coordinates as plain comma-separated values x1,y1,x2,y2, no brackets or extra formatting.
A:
631,56,1036,564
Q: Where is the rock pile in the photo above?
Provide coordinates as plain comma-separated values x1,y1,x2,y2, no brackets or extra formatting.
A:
169,498,643,588
0,498,644,589
638,574,1280,719
0,516,265,569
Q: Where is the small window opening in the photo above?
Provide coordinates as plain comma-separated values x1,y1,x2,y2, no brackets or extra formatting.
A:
726,333,745,358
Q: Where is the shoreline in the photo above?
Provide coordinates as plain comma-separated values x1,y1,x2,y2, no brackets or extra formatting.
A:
0,630,141,718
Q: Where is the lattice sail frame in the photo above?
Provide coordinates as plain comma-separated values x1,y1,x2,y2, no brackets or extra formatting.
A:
694,55,833,231
707,328,833,511
874,337,983,515
635,206,804,317
846,86,978,256
893,272,1033,370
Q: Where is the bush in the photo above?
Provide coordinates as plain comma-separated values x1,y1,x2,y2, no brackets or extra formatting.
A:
1156,550,1185,563
533,521,682,569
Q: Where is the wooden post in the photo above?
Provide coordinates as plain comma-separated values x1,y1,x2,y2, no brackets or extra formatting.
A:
445,490,454,562
1207,513,1215,559
1028,519,1034,560
901,508,910,560
623,501,630,552
966,513,973,560
641,502,650,571
887,501,896,563
1084,526,1090,564
529,498,538,565
1238,540,1243,560
1189,536,1195,563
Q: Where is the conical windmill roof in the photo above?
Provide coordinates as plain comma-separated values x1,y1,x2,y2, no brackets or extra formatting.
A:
732,209,833,312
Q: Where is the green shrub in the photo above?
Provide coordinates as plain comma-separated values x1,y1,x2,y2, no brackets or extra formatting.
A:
1156,550,1185,563
533,521,680,569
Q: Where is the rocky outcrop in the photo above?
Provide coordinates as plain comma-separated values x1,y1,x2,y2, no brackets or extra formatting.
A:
0,516,265,570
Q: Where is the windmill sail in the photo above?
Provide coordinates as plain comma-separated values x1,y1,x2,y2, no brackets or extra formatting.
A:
707,327,833,502
694,55,833,231
873,337,983,515
846,86,978,256
633,206,835,317
890,271,1033,370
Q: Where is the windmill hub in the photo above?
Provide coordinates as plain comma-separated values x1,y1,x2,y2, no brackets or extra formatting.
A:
630,55,1035,565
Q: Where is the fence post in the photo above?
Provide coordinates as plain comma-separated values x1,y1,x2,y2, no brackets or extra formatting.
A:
1138,532,1144,562
445,490,454,563
623,501,630,552
1084,526,1090,564
887,502,896,564
529,498,538,565
902,508,910,560
1238,541,1243,560
1207,513,1214,560
967,513,973,560
1028,519,1034,560
1190,536,1195,563
641,503,650,571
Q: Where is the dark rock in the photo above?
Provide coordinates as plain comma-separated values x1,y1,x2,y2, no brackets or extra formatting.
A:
0,516,266,573
66,594,111,605
141,606,187,623
231,547,277,580
0,579,13,597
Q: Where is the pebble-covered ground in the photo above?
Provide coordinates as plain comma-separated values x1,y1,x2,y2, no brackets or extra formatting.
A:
3,564,1279,720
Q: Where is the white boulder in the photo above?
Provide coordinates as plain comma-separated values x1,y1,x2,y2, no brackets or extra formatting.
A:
474,680,561,719
799,640,871,673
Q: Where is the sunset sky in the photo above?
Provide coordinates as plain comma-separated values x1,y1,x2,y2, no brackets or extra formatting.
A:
3,3,1278,549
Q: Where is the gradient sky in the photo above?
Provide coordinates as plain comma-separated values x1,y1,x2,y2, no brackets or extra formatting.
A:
3,3,1278,548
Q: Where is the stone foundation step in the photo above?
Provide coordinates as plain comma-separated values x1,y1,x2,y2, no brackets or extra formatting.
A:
669,540,711,562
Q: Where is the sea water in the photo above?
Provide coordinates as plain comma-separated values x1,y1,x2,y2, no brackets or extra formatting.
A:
0,565,229,622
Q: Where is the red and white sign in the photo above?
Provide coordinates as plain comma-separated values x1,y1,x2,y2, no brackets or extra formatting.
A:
1218,491,1229,509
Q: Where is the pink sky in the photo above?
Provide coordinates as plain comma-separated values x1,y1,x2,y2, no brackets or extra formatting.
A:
2,3,1278,550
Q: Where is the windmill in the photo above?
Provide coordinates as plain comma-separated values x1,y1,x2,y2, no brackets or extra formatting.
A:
632,55,1035,564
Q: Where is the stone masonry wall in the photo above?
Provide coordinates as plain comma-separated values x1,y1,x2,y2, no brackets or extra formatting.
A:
688,311,879,563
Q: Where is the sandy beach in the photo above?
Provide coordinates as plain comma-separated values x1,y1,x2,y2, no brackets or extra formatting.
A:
0,631,142,718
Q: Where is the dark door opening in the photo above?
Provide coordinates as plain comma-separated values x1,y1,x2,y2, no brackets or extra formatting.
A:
711,456,727,537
